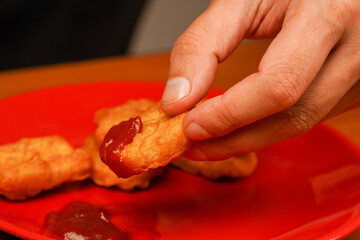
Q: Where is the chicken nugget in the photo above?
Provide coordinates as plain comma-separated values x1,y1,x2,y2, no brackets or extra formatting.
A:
83,135,164,190
100,102,190,178
171,153,258,180
95,99,156,144
0,135,91,200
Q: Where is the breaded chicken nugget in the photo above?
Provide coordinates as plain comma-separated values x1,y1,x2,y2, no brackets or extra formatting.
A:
171,153,258,180
83,136,164,190
100,102,190,178
0,135,91,200
95,99,156,144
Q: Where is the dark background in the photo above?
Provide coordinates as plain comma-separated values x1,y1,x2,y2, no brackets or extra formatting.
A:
0,0,147,70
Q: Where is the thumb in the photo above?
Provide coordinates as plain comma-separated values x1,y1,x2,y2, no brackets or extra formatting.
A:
161,0,258,115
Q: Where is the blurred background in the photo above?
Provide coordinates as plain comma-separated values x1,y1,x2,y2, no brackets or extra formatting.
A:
0,0,209,71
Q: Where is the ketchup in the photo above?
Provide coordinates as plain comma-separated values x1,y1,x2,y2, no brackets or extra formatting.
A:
99,117,142,177
44,201,129,240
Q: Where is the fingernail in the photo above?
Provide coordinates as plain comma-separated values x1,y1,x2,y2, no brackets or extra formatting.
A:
185,122,212,140
162,77,190,105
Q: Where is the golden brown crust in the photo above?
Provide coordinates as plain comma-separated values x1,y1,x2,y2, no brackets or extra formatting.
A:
95,99,156,144
112,102,190,178
83,135,164,190
171,153,258,180
97,99,191,178
0,136,91,200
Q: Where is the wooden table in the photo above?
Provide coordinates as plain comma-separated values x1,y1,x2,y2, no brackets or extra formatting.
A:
0,41,359,239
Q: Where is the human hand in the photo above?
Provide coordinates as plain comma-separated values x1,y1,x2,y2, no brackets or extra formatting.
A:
161,0,360,160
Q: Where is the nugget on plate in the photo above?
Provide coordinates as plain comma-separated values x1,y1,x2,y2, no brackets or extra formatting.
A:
83,135,164,190
100,102,190,178
0,135,91,200
95,99,156,145
171,153,258,180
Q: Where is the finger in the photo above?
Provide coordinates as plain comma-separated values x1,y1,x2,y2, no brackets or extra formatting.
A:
184,116,280,160
183,1,344,141
325,73,360,118
161,0,262,115
185,38,360,160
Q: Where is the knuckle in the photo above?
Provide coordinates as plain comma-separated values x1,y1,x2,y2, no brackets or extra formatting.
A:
208,96,241,136
325,0,354,13
172,33,201,56
281,104,320,138
265,71,303,109
171,27,209,57
323,0,359,25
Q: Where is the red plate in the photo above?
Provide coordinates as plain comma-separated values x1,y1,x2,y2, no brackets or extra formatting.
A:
0,81,360,240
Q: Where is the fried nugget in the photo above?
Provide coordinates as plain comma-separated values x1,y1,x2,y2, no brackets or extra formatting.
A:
171,153,258,180
0,135,91,200
83,135,164,190
95,99,156,144
100,102,190,178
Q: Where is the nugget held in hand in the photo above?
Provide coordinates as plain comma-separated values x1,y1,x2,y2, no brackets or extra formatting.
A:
0,136,91,200
100,102,190,178
92,100,164,188
171,153,258,180
95,99,156,145
83,135,164,190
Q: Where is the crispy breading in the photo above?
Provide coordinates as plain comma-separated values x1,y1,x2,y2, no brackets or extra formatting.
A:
83,135,164,190
101,102,190,178
95,99,156,144
0,135,91,200
171,153,258,180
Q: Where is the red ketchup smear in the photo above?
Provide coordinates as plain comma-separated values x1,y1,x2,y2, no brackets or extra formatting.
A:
99,117,142,177
44,201,129,240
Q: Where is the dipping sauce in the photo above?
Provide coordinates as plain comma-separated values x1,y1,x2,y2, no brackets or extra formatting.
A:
99,117,142,177
44,201,129,240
